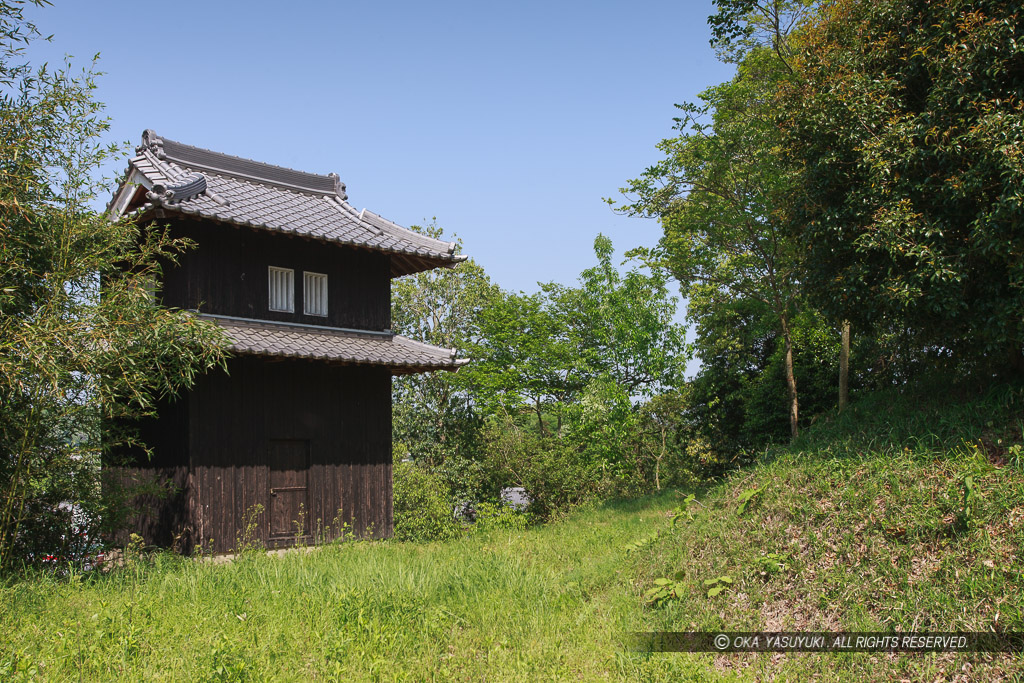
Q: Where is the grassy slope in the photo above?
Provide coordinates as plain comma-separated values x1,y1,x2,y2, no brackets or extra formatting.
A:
629,383,1024,681
3,383,1023,681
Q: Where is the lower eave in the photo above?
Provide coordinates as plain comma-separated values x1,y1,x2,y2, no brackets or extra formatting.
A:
201,314,469,375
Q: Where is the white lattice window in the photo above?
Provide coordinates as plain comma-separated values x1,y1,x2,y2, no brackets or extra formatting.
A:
304,271,328,316
268,266,294,312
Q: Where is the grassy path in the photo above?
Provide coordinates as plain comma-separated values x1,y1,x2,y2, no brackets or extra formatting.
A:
1,495,683,681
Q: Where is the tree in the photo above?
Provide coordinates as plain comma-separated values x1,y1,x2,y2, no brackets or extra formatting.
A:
469,288,584,435
634,389,688,491
783,0,1024,374
683,289,780,453
0,2,229,569
391,222,497,502
466,236,688,509
708,0,818,67
709,0,859,413
618,46,805,438
468,235,687,435
571,234,688,397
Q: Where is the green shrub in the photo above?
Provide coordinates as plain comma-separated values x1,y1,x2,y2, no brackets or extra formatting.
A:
469,501,532,534
482,417,610,520
392,462,460,542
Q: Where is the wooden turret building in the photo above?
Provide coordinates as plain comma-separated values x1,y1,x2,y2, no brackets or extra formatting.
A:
108,130,468,553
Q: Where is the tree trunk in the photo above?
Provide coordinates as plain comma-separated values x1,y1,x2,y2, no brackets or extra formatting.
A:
780,315,799,440
839,320,850,413
655,424,666,491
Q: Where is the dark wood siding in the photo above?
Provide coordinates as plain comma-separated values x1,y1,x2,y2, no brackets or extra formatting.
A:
188,357,393,553
106,395,191,548
159,219,391,331
118,217,399,554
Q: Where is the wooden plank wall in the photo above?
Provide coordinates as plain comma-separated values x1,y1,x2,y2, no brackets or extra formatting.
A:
188,357,393,553
160,219,392,331
106,395,191,549
105,466,190,549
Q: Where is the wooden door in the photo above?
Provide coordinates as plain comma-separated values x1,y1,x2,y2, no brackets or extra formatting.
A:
268,439,310,541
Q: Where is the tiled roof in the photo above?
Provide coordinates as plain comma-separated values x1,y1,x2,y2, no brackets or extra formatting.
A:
202,314,469,375
110,130,467,277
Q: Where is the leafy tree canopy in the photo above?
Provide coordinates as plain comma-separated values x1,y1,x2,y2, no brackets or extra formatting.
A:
467,235,687,430
0,1,229,569
617,44,806,437
784,0,1024,369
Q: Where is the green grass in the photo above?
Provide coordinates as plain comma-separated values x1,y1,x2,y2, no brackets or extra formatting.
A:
0,494,685,681
628,383,1024,681
4,382,1024,681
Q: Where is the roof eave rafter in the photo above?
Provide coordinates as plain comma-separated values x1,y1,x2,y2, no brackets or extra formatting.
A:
231,348,468,375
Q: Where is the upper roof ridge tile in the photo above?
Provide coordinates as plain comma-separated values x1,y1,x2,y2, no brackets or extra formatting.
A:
140,129,346,198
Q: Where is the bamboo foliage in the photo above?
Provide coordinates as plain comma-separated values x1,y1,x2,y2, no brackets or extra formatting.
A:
0,2,229,569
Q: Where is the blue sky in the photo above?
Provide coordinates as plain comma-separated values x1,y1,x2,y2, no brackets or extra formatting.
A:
28,0,734,298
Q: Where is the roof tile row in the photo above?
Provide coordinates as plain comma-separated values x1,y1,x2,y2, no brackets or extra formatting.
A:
111,130,467,277
204,315,468,375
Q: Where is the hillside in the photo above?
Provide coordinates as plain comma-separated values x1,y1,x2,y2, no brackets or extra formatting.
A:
3,384,1023,681
628,382,1024,681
